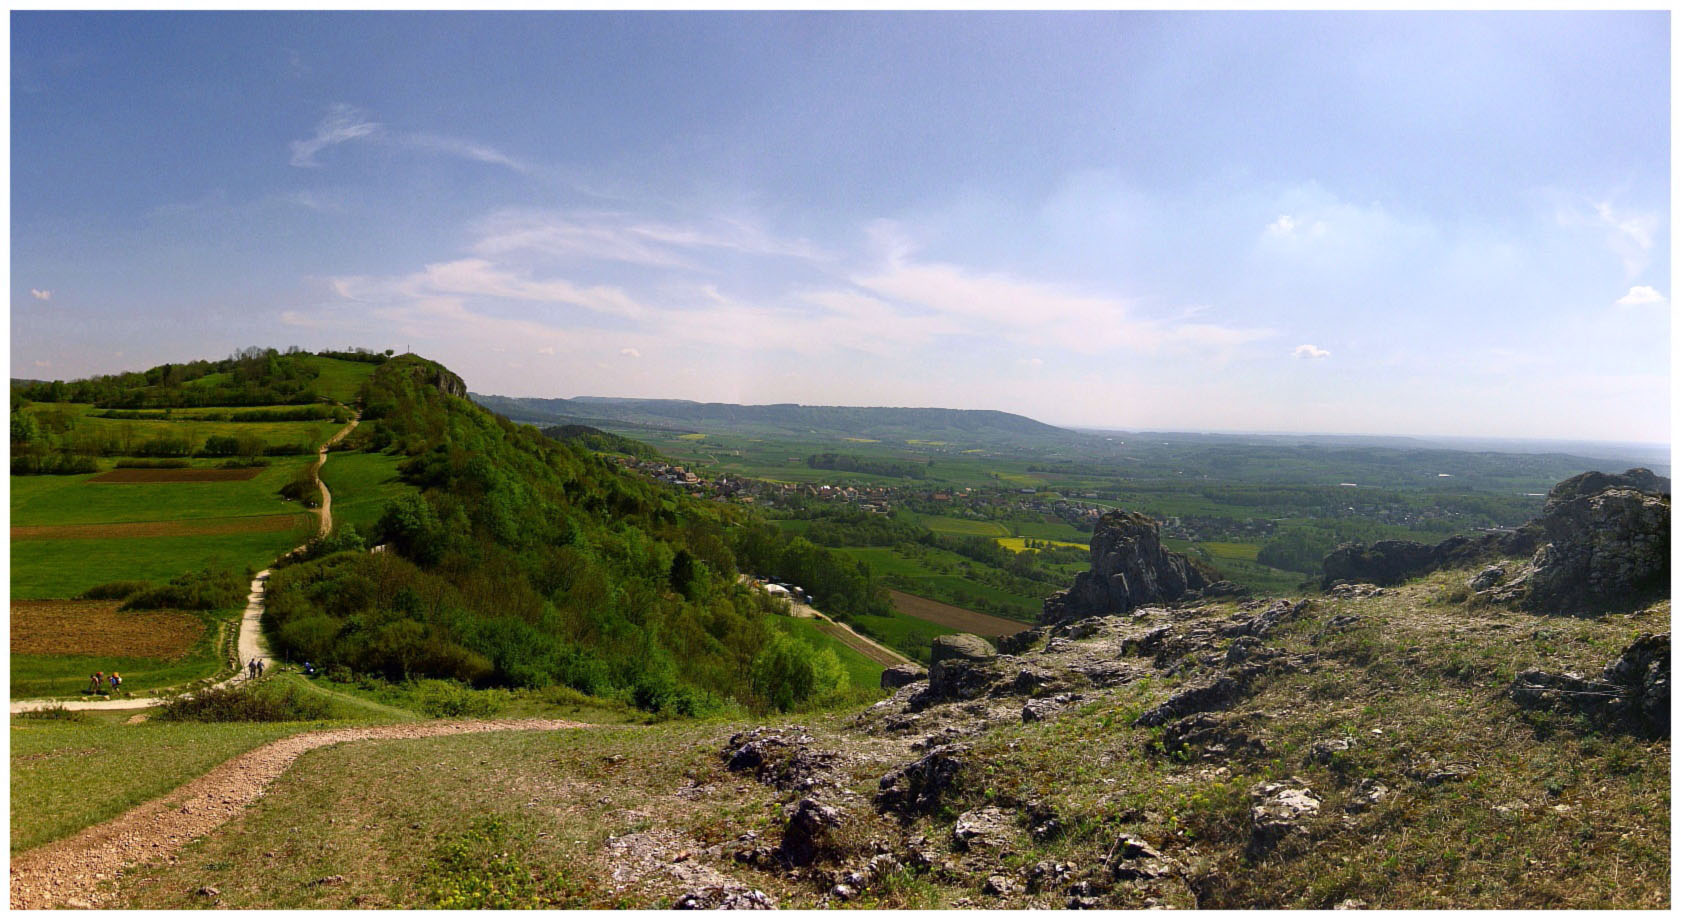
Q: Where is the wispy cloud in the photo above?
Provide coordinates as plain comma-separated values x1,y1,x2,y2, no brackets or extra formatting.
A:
1292,344,1331,359
1616,285,1667,307
469,209,832,267
405,133,530,174
29,288,52,301
620,347,642,359
288,105,532,175
289,103,381,168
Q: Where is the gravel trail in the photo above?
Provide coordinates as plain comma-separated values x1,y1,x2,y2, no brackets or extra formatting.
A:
9,414,360,715
9,718,588,909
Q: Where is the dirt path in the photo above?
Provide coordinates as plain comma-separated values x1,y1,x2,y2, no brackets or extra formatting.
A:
9,414,361,715
310,414,359,540
9,718,588,909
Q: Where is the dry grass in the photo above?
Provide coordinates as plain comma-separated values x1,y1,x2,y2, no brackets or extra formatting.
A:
10,600,204,659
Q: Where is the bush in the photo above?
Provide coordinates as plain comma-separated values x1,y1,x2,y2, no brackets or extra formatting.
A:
122,568,247,611
280,471,323,508
114,458,191,469
414,680,509,718
156,683,336,722
79,580,154,601
11,452,99,475
16,704,88,722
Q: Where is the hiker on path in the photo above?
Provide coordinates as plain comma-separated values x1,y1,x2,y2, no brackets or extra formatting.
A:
89,672,102,695
108,673,120,692
256,658,265,677
247,658,258,680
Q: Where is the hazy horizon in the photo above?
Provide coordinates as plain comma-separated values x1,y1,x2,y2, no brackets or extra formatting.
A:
11,11,1670,444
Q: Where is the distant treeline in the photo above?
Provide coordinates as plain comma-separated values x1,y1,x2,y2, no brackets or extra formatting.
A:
94,405,347,423
807,452,928,479
14,347,322,409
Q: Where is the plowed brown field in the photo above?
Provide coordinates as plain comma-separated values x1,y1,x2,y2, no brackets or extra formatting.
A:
90,468,262,483
10,600,203,659
12,513,307,541
887,589,1031,637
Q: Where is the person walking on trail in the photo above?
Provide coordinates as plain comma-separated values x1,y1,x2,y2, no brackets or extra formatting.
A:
89,672,102,695
108,673,120,692
247,658,258,680
256,658,265,678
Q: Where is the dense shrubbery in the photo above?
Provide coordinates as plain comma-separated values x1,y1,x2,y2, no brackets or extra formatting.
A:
121,568,248,611
156,683,335,722
803,509,927,548
79,580,154,601
10,451,99,475
279,470,323,508
730,522,894,620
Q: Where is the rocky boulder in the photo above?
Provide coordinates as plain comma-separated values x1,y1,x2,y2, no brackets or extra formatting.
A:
1248,778,1320,852
1525,479,1669,611
1321,528,1540,589
880,664,927,690
1511,632,1669,736
1544,468,1669,511
1321,540,1436,588
924,635,997,702
1041,511,1209,625
876,744,968,817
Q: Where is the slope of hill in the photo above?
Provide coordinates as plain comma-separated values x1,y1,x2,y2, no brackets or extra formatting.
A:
472,393,1075,444
541,424,663,460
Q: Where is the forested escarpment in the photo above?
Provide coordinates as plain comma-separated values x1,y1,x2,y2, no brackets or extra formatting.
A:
263,355,889,714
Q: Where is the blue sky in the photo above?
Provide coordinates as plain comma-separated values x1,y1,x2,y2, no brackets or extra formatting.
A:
10,11,1671,443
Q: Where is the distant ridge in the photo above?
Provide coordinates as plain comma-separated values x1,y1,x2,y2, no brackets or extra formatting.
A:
470,393,1072,443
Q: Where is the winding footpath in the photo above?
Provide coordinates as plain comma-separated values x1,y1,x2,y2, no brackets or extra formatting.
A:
9,717,588,909
10,412,359,715
5,411,602,909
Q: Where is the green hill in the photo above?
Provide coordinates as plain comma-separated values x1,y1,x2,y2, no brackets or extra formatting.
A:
262,355,893,715
540,423,663,460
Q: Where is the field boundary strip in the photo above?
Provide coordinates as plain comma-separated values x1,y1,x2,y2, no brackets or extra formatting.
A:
11,513,309,541
886,588,1032,637
89,468,264,483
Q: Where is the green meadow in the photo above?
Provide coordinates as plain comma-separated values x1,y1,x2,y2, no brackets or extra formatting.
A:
12,460,314,525
319,450,414,534
10,526,311,599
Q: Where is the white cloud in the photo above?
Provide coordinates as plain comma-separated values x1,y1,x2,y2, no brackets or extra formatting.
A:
620,347,641,359
405,133,530,174
537,346,556,356
468,209,831,268
1293,344,1331,359
852,254,1273,357
1266,215,1297,236
289,103,381,167
29,288,51,301
1615,285,1667,307
333,258,647,321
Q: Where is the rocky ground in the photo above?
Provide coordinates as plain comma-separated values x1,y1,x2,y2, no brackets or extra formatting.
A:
608,563,1668,909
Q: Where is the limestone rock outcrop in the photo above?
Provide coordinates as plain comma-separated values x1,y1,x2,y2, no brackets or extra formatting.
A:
1525,471,1669,611
1041,511,1208,625
1510,632,1669,736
